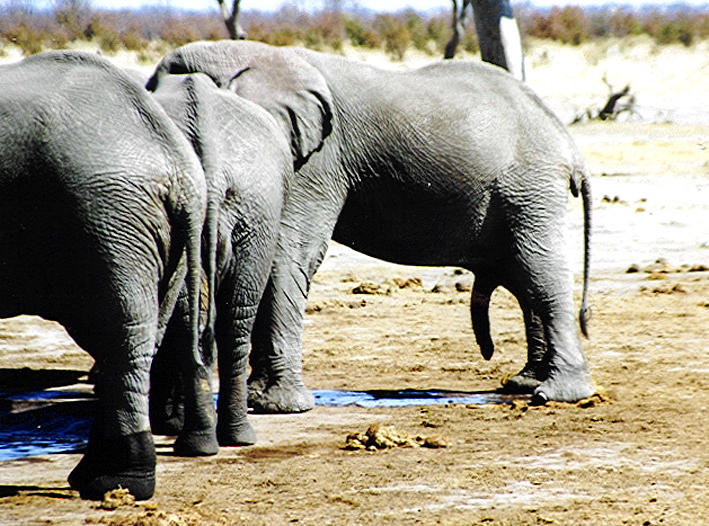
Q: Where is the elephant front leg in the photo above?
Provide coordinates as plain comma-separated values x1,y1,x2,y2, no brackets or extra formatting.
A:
248,261,316,414
216,346,256,446
248,181,343,414
149,346,184,436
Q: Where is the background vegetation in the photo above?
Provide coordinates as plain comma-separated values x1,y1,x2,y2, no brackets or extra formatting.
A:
1,0,708,60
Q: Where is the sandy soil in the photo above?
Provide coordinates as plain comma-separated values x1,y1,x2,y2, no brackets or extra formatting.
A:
1,40,708,525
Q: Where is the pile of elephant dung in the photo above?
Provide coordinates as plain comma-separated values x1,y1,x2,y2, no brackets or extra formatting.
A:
97,487,136,510
351,277,425,296
95,493,197,526
625,258,709,275
95,509,193,526
343,423,448,450
351,281,388,295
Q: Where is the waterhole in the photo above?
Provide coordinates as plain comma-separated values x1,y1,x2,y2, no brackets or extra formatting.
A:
0,388,526,460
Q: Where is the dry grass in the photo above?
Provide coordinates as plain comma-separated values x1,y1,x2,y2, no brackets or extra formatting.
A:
1,3,707,61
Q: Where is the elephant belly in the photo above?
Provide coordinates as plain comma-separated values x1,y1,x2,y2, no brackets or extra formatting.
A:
332,176,497,268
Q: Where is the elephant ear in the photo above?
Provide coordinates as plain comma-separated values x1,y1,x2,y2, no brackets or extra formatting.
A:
224,51,333,170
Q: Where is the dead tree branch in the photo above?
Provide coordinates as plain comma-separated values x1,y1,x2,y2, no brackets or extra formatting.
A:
598,74,632,120
572,74,636,124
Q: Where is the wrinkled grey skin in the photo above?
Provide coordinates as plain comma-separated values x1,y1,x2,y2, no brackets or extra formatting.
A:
0,51,206,499
148,73,293,450
149,40,594,415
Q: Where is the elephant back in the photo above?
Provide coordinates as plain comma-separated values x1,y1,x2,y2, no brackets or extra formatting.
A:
0,51,206,321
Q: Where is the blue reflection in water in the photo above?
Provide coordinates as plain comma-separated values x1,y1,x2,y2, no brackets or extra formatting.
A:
1,389,523,460
0,414,91,460
0,392,93,461
313,389,522,407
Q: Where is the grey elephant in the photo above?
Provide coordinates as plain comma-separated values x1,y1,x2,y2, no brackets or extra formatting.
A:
148,40,594,417
0,51,208,500
146,72,293,451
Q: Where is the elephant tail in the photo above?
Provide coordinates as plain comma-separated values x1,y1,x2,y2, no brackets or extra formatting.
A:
200,196,219,367
577,167,592,338
185,194,207,371
470,276,496,360
155,180,208,363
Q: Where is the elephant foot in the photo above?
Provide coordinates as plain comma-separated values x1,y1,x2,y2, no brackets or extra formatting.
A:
68,431,156,500
247,380,314,414
531,368,595,405
500,367,543,394
217,417,257,447
173,428,219,457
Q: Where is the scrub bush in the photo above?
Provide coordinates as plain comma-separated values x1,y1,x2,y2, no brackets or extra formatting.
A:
0,3,706,59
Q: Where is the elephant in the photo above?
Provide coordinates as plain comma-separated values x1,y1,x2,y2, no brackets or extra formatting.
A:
146,71,294,450
0,51,208,500
444,0,526,82
147,39,595,417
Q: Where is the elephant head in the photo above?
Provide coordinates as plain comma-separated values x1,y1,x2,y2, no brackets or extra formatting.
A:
147,40,334,171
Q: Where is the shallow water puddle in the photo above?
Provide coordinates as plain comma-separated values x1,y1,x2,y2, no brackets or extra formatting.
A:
313,389,527,408
0,389,525,460
0,391,94,461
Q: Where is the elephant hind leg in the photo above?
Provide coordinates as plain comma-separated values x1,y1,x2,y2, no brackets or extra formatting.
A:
471,274,551,394
68,428,155,500
500,302,548,394
64,263,206,498
500,219,594,403
517,271,593,403
67,312,159,499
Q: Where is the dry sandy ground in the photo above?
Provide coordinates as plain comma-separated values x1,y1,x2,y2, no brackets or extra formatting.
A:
1,40,708,525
